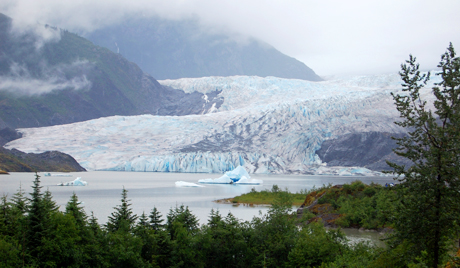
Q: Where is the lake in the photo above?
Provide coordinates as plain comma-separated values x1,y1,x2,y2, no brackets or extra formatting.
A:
1,171,394,226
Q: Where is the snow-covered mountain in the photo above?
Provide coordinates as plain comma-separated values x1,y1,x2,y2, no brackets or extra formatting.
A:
5,73,440,174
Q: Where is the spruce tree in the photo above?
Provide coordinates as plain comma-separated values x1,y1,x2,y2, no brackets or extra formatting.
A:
25,173,46,264
106,187,138,232
166,205,199,237
388,43,460,267
65,192,88,230
149,206,164,231
11,183,28,215
43,188,59,213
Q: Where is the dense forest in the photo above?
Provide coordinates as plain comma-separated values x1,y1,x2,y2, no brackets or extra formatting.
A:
1,174,459,267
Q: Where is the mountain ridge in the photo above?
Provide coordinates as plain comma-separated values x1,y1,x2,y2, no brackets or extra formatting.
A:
86,16,322,81
0,13,221,129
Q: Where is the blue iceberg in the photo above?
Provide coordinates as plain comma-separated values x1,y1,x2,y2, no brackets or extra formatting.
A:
57,177,88,186
198,166,263,185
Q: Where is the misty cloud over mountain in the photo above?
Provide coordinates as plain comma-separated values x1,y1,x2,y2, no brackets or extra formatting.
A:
2,1,458,76
86,16,322,81
0,61,92,96
0,13,222,129
0,14,93,96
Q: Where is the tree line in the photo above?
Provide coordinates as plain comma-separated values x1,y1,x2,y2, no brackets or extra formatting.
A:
1,173,380,267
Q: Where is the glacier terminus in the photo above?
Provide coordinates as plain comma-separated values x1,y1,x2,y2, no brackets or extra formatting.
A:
5,74,441,175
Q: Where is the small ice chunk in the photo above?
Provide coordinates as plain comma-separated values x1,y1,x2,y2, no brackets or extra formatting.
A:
198,174,233,184
175,181,204,187
235,176,263,185
57,177,87,186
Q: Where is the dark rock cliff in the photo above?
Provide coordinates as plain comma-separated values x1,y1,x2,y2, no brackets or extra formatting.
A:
0,147,86,172
316,132,413,171
0,127,22,146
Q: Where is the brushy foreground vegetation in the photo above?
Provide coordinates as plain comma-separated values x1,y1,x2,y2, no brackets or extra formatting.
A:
225,184,307,206
231,181,398,230
2,174,460,267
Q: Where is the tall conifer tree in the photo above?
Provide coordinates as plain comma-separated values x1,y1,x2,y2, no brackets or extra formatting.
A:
388,43,460,267
25,173,46,264
106,187,138,232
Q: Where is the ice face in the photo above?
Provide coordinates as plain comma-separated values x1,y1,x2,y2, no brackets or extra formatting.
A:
5,73,442,174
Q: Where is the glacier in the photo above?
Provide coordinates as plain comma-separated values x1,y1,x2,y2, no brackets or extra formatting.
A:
5,73,442,174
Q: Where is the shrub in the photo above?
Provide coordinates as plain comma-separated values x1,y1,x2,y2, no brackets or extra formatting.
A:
363,187,377,197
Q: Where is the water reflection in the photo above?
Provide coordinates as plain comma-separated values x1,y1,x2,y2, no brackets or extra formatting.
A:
339,228,388,248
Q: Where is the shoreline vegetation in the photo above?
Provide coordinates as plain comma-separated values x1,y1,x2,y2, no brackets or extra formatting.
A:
214,184,307,206
216,181,397,231
2,174,459,267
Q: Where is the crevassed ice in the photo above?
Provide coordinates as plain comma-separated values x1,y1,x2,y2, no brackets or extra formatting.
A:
6,73,440,174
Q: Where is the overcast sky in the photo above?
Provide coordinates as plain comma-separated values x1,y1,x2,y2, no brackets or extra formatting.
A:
1,0,459,76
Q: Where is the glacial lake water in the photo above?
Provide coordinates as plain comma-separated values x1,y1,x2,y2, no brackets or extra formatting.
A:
2,171,392,245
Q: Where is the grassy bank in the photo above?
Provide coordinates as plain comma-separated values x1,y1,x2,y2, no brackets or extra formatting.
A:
217,185,308,206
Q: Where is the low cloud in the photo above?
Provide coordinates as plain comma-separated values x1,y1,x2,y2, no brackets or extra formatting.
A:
0,60,93,96
1,0,460,76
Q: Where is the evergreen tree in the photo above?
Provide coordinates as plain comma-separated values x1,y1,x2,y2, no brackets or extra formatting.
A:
106,187,138,232
88,211,101,236
85,212,106,268
43,188,59,213
11,183,28,215
9,184,29,247
25,173,46,264
0,196,11,235
138,211,149,228
65,192,88,230
201,211,249,267
149,206,164,231
166,205,199,238
135,211,172,267
388,43,460,267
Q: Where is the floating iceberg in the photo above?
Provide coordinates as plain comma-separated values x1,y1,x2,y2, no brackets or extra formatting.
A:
175,181,204,187
198,166,263,185
235,176,263,185
57,177,87,186
45,172,72,177
198,175,233,184
225,166,251,182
